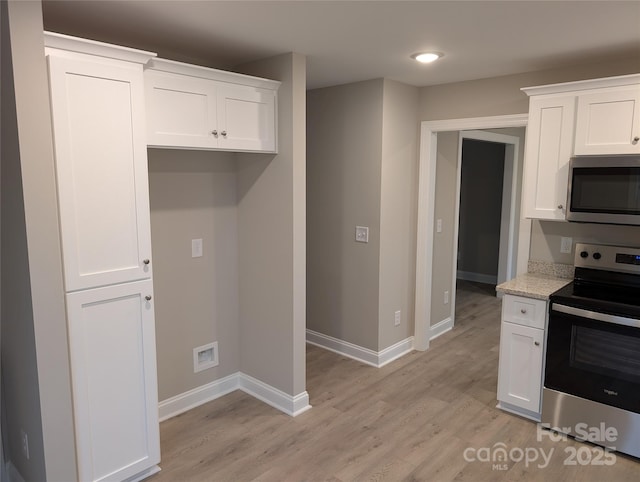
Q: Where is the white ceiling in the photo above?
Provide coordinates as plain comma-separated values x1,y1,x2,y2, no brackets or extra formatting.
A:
42,0,640,90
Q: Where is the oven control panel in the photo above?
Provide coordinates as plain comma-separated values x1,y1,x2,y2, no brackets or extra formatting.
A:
575,243,640,274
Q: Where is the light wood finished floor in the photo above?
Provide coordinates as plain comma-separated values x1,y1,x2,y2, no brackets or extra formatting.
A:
149,281,639,481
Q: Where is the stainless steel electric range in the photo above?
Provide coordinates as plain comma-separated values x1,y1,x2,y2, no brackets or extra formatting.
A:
543,243,640,458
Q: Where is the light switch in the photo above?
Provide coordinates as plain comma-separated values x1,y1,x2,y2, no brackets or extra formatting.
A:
192,238,203,258
355,226,369,243
436,219,443,233
560,237,572,254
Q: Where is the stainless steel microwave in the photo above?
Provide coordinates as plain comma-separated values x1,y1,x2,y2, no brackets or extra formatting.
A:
566,155,640,225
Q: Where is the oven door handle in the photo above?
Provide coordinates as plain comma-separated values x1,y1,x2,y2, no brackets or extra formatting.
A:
551,303,640,329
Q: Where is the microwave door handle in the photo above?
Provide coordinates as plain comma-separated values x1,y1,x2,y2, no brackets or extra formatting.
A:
552,303,640,329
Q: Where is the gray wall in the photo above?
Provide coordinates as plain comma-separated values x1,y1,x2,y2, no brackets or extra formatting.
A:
307,79,384,351
530,221,640,264
1,1,77,480
378,79,420,349
457,139,505,278
307,78,420,352
148,150,240,401
431,132,459,326
235,53,307,396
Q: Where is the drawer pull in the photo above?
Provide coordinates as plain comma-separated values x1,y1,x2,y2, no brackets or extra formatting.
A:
534,341,540,346
520,308,527,314
145,295,152,301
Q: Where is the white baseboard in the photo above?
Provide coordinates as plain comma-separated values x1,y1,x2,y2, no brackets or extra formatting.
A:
158,372,239,422
6,462,26,482
159,372,310,422
306,329,414,368
457,270,497,285
238,373,311,417
429,317,453,341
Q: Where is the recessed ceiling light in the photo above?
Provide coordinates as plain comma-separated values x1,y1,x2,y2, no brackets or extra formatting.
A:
411,52,443,63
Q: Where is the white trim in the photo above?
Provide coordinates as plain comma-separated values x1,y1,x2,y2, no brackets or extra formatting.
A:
238,374,311,417
429,317,453,341
378,337,415,367
158,372,311,421
43,31,156,64
158,373,239,422
306,330,414,368
124,465,161,482
456,270,498,285
414,114,529,351
521,73,640,96
6,462,26,482
146,58,281,90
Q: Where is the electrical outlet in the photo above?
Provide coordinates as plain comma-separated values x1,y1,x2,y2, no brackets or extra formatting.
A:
192,238,203,258
394,310,401,326
436,219,443,233
560,237,573,254
21,429,29,460
444,290,450,304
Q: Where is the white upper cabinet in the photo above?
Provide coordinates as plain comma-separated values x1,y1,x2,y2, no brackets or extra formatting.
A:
522,95,576,220
574,86,640,155
47,52,153,292
145,58,279,153
521,74,640,221
145,70,218,149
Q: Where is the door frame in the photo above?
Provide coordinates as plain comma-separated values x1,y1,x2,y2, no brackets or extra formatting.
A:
414,114,529,351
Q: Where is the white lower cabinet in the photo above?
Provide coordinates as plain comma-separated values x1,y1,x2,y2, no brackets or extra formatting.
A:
66,280,160,482
497,294,546,420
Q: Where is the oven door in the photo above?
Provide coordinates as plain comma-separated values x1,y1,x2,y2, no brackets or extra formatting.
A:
545,302,640,414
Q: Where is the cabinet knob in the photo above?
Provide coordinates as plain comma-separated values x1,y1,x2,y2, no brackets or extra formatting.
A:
534,341,540,346
212,130,218,137
633,136,640,144
143,259,150,265
557,204,563,210
520,308,527,314
145,295,152,301
221,130,227,137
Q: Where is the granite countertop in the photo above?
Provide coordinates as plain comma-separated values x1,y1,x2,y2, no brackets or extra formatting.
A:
496,273,572,300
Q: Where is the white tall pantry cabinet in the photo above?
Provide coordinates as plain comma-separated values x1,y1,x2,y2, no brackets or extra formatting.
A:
45,33,161,482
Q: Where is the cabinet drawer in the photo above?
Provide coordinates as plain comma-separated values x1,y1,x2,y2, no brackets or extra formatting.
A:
502,294,547,329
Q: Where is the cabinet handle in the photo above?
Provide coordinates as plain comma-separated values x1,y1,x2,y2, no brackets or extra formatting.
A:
534,341,540,346
520,308,527,314
221,131,227,137
145,295,152,301
143,259,150,265
211,130,218,137
557,204,563,210
633,136,639,144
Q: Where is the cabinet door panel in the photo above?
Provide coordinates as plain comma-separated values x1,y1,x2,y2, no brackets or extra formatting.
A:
497,321,544,413
145,71,218,148
522,95,576,220
47,56,152,291
217,84,277,152
66,280,159,482
575,88,640,155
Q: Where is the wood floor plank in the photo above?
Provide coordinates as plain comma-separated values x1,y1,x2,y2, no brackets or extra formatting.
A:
149,281,639,481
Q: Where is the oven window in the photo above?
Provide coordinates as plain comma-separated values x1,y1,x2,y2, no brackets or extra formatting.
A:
571,167,640,215
571,325,640,384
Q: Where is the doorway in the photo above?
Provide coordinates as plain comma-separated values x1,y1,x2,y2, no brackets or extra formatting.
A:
414,115,530,351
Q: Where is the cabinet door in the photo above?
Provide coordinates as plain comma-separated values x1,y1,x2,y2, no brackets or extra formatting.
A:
66,280,159,482
47,55,152,291
574,87,640,155
145,70,218,148
522,95,576,220
497,321,544,413
217,83,277,152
